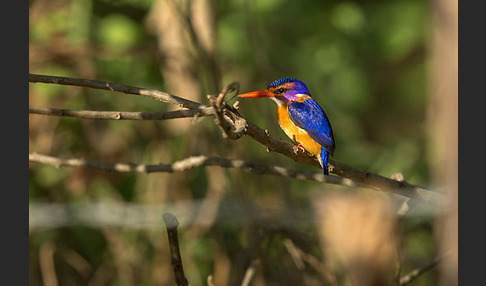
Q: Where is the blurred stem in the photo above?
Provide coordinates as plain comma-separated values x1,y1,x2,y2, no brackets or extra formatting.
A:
39,241,58,286
399,251,449,285
169,0,221,94
427,0,458,284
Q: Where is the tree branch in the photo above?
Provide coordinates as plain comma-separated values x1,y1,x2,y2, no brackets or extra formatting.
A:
29,106,213,120
284,239,337,285
241,259,259,286
399,252,450,285
29,74,442,203
28,153,362,187
29,73,205,110
162,213,188,286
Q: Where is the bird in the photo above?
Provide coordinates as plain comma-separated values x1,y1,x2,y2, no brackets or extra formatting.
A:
238,78,335,175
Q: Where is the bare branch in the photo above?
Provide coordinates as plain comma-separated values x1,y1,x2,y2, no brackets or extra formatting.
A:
241,259,260,286
29,73,205,110
29,106,213,120
399,252,450,285
28,153,361,187
284,239,337,286
28,74,442,202
162,213,188,286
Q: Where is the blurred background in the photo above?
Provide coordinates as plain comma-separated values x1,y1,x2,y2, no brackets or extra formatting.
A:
29,0,457,285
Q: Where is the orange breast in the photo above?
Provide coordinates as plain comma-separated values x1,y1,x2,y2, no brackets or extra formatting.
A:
276,104,322,158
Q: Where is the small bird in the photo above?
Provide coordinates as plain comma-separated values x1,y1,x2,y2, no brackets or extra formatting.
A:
238,78,335,175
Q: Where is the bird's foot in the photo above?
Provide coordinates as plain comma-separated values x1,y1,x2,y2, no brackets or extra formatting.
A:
293,143,306,154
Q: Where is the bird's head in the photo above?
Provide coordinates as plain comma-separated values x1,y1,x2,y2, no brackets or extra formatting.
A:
238,78,311,105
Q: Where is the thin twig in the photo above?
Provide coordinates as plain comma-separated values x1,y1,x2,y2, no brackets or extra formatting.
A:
162,213,188,286
29,73,204,110
399,252,450,285
167,0,221,93
29,106,213,120
241,259,260,286
28,153,362,187
284,239,337,286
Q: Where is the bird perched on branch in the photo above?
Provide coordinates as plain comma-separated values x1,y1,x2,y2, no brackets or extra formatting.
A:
238,78,335,175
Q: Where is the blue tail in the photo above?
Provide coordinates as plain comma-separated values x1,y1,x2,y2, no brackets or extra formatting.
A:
320,148,330,175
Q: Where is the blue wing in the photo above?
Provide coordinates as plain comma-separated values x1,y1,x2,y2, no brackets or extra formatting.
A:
287,98,335,155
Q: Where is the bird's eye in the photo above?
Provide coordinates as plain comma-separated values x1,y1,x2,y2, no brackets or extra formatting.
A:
276,88,286,94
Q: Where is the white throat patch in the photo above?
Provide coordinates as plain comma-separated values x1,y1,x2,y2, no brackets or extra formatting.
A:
270,97,284,106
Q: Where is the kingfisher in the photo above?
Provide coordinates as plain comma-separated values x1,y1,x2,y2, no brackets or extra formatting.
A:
238,78,335,175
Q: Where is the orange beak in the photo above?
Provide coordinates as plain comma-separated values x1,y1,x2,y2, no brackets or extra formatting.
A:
237,89,274,98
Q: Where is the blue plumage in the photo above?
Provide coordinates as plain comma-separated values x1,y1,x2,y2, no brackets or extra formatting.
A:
268,78,307,90
320,149,330,175
287,99,335,155
287,98,334,175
